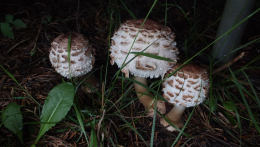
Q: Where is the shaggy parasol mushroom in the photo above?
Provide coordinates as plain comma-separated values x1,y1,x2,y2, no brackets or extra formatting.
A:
49,32,95,79
110,19,179,116
160,64,209,131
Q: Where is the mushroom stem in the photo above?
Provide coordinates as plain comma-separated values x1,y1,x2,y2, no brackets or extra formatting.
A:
134,76,166,116
160,104,185,131
167,104,185,123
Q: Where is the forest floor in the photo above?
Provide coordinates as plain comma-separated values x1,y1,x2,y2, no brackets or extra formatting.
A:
0,0,260,146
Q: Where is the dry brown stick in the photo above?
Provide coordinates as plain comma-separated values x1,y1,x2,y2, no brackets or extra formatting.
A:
213,52,245,74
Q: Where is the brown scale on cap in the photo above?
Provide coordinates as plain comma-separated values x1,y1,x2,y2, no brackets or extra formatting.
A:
176,78,184,85
136,38,146,44
187,80,198,85
152,42,160,47
120,41,129,45
175,84,183,90
167,80,174,87
111,40,115,46
49,32,94,78
58,50,64,53
122,19,173,37
132,47,142,51
135,60,157,71
51,33,90,51
166,64,207,76
162,63,209,108
167,91,175,97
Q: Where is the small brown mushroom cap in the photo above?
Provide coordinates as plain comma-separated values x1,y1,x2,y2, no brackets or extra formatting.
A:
49,32,94,78
162,64,209,107
110,19,179,78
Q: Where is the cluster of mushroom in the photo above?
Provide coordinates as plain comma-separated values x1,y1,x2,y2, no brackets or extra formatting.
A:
48,19,209,132
110,19,179,116
109,19,209,131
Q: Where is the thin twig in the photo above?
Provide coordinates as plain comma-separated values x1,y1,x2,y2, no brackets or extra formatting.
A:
213,52,245,74
97,109,106,141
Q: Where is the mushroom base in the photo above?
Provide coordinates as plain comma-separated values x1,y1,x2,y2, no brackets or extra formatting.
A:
160,104,185,132
134,76,166,116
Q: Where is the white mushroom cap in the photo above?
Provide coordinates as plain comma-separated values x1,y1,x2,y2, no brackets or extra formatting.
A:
49,32,94,78
162,64,209,107
110,19,179,78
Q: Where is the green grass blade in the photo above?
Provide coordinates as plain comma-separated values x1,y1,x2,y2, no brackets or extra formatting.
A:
166,3,189,23
242,70,260,108
229,68,260,134
130,52,175,62
119,0,136,19
214,37,260,65
104,11,114,86
143,0,158,23
107,84,134,112
73,104,89,145
150,96,159,147
117,114,148,146
234,105,242,145
239,55,260,71
0,64,20,86
67,34,72,79
171,108,194,147
0,65,40,106
90,120,98,147
164,0,168,26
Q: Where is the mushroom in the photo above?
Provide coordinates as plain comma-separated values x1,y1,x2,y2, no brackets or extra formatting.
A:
110,19,179,116
49,32,95,79
160,64,209,131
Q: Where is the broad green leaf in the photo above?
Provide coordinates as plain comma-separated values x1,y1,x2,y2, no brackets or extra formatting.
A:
0,22,14,39
1,102,23,143
34,82,75,144
5,14,13,23
130,52,174,62
13,19,27,29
